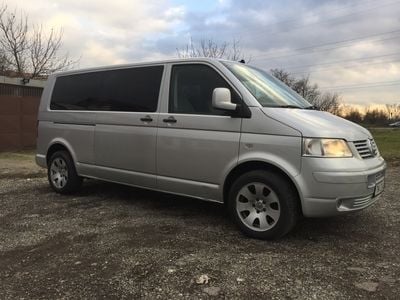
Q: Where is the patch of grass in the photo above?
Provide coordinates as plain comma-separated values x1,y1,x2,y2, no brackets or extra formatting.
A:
369,128,400,163
0,149,36,161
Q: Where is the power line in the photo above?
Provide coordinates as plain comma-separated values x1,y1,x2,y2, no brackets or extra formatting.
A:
291,59,400,76
251,29,400,60
253,35,400,62
270,52,400,71
252,32,400,62
231,0,380,38
240,0,400,41
326,83,400,91
321,80,400,91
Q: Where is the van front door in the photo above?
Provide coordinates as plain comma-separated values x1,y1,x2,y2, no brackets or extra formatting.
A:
156,63,242,201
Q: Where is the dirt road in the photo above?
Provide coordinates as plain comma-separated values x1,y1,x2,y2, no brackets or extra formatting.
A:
1,153,399,299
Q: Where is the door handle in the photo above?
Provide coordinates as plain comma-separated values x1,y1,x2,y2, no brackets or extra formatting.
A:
140,115,153,122
163,116,177,123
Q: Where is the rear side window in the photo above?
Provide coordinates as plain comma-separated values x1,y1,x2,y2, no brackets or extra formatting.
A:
169,64,240,115
50,66,164,112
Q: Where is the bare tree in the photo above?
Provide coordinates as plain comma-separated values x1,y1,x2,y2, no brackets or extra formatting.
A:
292,76,320,102
0,5,28,75
344,108,363,123
0,4,76,79
394,104,400,120
177,37,249,62
0,48,9,72
271,68,341,114
315,92,341,114
269,68,295,87
364,108,388,125
385,103,400,121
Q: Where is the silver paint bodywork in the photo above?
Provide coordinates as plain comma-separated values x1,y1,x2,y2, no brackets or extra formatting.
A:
36,58,386,217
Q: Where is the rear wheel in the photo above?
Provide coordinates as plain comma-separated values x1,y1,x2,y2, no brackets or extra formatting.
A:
47,150,82,194
228,170,299,239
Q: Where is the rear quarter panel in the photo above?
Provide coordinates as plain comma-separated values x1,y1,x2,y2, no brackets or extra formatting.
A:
36,75,95,167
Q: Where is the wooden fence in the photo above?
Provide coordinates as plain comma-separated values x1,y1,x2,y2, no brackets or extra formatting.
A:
0,81,43,151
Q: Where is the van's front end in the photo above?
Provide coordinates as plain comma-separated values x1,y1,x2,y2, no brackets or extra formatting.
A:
222,61,386,219
264,107,387,217
300,138,386,217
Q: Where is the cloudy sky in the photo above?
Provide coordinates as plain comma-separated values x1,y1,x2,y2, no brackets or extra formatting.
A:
5,0,400,105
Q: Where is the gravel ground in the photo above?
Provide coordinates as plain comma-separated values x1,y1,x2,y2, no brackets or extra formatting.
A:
0,156,399,299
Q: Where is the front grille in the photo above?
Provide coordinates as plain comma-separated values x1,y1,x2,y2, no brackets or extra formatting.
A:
353,139,378,159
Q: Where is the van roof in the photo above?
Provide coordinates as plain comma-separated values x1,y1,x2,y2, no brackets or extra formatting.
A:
54,57,238,77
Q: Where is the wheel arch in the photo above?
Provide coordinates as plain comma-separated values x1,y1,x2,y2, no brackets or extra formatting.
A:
223,160,303,215
46,139,76,165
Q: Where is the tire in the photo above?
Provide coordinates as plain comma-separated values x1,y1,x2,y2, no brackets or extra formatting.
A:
228,170,299,240
47,150,82,194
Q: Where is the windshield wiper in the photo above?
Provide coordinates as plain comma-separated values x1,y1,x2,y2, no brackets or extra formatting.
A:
275,105,302,109
266,104,315,109
277,105,317,110
304,105,317,110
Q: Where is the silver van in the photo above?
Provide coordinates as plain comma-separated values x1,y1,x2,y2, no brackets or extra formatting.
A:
36,58,386,239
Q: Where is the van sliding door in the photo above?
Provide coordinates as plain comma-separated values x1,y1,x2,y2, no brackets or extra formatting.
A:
90,66,164,189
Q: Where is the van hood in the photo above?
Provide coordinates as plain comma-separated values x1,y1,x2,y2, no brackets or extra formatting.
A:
261,108,371,141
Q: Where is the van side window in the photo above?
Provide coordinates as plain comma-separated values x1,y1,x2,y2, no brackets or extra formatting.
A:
50,66,164,112
169,64,239,115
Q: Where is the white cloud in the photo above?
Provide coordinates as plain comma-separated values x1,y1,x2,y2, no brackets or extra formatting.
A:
4,0,184,67
2,0,399,105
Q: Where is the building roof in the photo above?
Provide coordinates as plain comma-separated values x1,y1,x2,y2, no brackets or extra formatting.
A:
0,75,46,88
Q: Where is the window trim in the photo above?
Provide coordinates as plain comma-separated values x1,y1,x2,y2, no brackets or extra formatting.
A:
167,62,244,116
48,64,166,113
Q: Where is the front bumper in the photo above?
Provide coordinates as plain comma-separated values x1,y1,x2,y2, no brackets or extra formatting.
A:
297,156,386,217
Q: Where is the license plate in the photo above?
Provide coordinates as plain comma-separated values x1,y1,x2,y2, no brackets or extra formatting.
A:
374,179,385,196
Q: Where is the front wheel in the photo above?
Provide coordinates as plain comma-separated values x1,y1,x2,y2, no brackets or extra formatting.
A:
228,170,299,240
47,150,82,194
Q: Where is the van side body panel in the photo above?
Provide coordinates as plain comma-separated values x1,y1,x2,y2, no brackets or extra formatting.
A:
93,112,159,188
37,60,302,203
156,118,241,201
36,72,96,168
35,58,386,220
237,107,302,178
37,118,95,165
156,62,243,201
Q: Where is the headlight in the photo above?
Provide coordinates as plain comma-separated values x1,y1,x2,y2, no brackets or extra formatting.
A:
303,138,352,157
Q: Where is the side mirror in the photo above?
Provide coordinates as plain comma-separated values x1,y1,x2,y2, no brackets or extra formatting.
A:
212,88,237,111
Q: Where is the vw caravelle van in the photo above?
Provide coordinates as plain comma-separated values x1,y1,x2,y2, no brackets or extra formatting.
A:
36,58,386,239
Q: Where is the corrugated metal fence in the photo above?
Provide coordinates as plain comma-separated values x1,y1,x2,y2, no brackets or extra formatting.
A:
0,82,43,151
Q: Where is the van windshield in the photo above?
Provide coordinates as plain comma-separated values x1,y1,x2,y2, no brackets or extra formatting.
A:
223,62,312,109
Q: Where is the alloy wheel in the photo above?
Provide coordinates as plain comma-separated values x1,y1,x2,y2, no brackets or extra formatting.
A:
50,157,69,189
236,182,281,231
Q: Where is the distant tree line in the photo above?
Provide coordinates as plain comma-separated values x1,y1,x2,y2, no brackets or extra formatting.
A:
343,104,400,126
271,69,400,125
